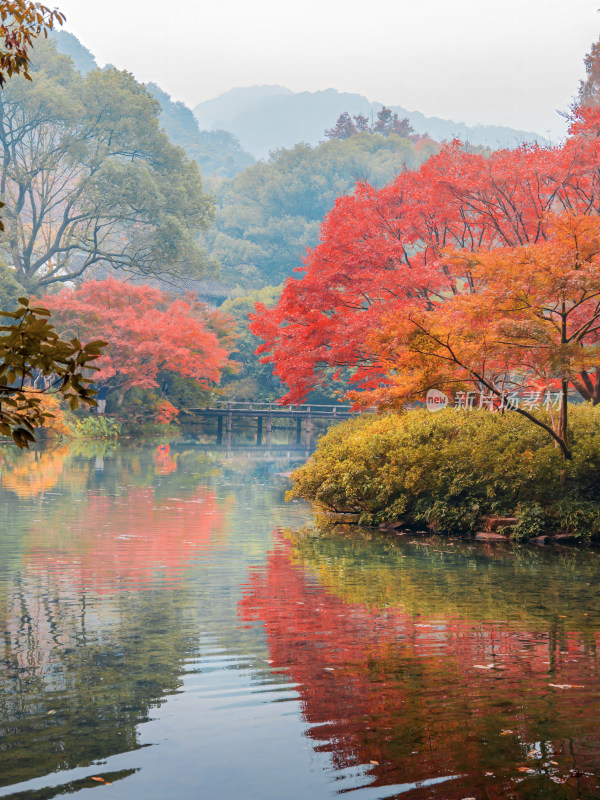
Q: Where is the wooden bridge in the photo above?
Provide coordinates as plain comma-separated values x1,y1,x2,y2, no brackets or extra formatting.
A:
188,401,360,445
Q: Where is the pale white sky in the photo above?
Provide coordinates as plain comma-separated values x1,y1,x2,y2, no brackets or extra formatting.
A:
56,0,600,138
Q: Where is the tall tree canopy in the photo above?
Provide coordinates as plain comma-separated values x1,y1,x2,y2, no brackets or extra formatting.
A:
0,2,110,447
579,39,600,107
208,134,439,290
326,107,419,141
251,108,600,453
0,39,214,291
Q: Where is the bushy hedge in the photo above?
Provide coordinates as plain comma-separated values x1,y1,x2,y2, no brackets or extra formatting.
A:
289,407,600,537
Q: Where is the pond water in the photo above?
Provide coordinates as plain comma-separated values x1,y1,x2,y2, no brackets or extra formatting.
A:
1,436,600,800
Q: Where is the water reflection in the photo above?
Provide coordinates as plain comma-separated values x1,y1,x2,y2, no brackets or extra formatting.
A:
25,485,226,593
239,528,600,799
2,440,600,800
0,440,303,797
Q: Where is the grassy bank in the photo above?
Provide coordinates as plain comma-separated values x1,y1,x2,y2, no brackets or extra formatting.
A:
289,407,600,540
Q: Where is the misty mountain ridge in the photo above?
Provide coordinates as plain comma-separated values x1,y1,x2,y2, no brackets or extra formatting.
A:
50,31,547,171
49,31,255,178
194,85,548,159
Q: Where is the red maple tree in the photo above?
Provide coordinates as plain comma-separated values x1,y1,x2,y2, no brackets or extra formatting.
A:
41,278,235,408
251,108,600,413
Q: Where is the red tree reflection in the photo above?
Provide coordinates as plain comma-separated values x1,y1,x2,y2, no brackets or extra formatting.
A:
239,533,600,799
26,487,225,593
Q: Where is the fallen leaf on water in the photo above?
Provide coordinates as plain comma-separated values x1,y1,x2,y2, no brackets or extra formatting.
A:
550,761,559,765
527,750,541,758
370,760,379,765
46,710,56,715
548,683,584,689
500,730,514,735
473,664,494,669
91,777,105,782
517,767,535,773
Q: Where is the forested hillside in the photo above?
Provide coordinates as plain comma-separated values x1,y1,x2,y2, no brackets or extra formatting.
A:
51,32,254,179
46,31,540,295
193,85,548,159
205,134,440,289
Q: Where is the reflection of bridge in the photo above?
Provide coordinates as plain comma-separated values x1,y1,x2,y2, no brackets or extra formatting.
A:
188,402,359,446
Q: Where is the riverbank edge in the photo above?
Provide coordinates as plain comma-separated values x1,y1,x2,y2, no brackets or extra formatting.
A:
318,510,596,546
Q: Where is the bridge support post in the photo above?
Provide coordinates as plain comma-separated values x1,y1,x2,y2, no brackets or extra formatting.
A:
257,415,263,446
296,417,302,444
266,415,272,447
217,415,223,444
305,415,313,446
226,412,232,446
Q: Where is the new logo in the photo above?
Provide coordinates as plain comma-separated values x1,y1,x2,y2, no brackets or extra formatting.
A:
426,389,449,412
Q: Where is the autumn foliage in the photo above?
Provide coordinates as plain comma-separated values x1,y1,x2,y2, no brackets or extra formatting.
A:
41,279,236,414
251,107,600,454
251,108,600,402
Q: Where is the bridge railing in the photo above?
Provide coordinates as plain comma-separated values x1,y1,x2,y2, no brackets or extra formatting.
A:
189,401,362,415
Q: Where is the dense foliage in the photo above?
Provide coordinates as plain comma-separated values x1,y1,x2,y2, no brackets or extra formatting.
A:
49,31,255,180
41,279,236,421
252,108,600,455
0,39,214,290
0,297,103,446
289,408,600,536
220,285,281,400
207,134,439,289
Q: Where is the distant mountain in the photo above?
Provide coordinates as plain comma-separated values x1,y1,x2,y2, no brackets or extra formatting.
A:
193,86,548,159
146,83,254,178
50,32,254,178
194,85,294,130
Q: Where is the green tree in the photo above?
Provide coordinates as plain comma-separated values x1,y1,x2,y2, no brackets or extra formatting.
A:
207,135,438,289
0,3,107,447
0,259,25,311
0,39,215,290
221,285,281,400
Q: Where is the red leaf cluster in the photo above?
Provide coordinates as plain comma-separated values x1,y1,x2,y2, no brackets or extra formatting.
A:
41,278,234,396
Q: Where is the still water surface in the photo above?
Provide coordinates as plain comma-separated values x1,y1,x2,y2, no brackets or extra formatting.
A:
1,437,600,799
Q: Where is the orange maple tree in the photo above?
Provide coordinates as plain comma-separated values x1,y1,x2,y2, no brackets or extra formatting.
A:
366,213,600,458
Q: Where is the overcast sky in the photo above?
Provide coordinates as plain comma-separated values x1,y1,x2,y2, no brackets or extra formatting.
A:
56,0,599,138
